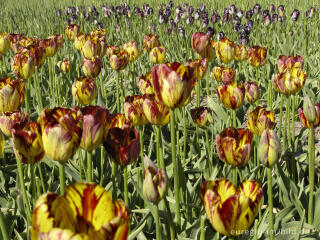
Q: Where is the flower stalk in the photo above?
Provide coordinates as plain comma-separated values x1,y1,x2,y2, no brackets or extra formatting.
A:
267,167,274,240
308,123,315,224
59,162,65,195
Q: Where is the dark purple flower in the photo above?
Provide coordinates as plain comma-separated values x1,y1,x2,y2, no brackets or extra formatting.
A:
217,31,225,40
206,27,215,37
246,10,254,19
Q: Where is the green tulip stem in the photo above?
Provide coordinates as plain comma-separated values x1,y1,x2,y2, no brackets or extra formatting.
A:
182,107,187,165
308,123,315,224
232,109,236,128
124,166,129,207
16,157,31,221
34,67,43,112
59,162,66,195
100,147,104,186
154,204,161,240
205,129,211,162
278,94,284,140
291,95,296,181
79,149,83,182
205,75,209,97
116,71,120,112
283,97,289,151
170,109,181,227
156,126,164,170
112,161,117,199
131,63,135,94
38,162,46,193
0,211,9,240
254,219,258,240
25,79,31,112
139,126,145,170
30,161,36,205
267,167,274,240
87,151,93,182
200,215,206,240
232,167,237,186
287,97,291,149
164,197,175,240
196,82,200,149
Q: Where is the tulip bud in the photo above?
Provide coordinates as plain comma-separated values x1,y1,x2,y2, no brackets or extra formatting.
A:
149,46,166,64
215,38,235,64
81,56,102,78
143,157,168,204
143,94,170,126
217,83,245,109
124,95,148,126
190,107,213,128
0,111,28,137
65,24,81,41
245,81,259,104
138,72,154,95
234,44,248,61
72,77,98,105
109,49,129,71
80,36,102,59
258,129,280,167
299,103,320,128
57,59,71,72
0,77,25,113
123,41,141,62
143,34,160,52
248,46,267,67
211,66,236,84
11,53,35,79
0,33,10,54
303,95,316,123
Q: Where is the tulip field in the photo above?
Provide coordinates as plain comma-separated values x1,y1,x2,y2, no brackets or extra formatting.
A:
1,0,320,239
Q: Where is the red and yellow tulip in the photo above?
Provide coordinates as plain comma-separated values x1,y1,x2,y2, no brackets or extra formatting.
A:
138,71,154,95
200,179,263,236
186,58,208,81
30,182,129,240
245,81,259,104
247,106,275,136
81,56,102,78
277,55,304,73
190,107,213,128
0,111,28,137
72,77,98,105
65,24,81,41
0,77,25,113
248,46,267,67
124,95,149,126
191,32,215,61
0,33,10,54
109,49,129,71
109,113,129,129
57,59,71,73
212,66,236,84
143,94,170,126
151,62,196,109
149,46,166,64
38,107,83,162
39,34,63,57
234,44,248,61
216,127,253,166
11,52,35,79
215,38,235,64
217,83,245,109
143,34,160,52
123,41,141,62
298,103,320,128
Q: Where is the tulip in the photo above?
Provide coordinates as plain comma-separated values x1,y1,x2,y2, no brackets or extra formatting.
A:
106,45,120,59
80,106,110,151
74,33,86,50
212,66,236,84
38,107,82,162
57,59,71,72
90,28,106,39
138,71,154,94
11,122,44,163
143,34,160,52
80,35,102,59
234,44,248,61
258,129,280,167
143,94,170,126
65,23,81,41
217,83,245,109
109,49,129,71
149,46,166,64
215,38,235,64
103,126,140,166
11,52,35,79
190,107,213,128
299,103,320,128
18,37,39,49
186,58,208,80
39,34,63,57
0,111,28,137
247,106,275,136
109,113,130,129
7,33,23,50
123,41,141,62
0,33,10,54
151,62,196,109
200,179,263,236
90,30,108,58
245,81,259,104
81,56,102,78
302,95,316,123
0,77,25,113
72,77,98,105
216,127,253,166
143,157,168,204
277,55,304,73
124,95,149,126
248,46,267,67
191,32,215,61
30,183,129,240
19,45,46,69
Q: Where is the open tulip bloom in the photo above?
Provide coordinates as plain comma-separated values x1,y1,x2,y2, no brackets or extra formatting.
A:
248,46,267,67
247,106,275,136
217,83,245,110
30,182,129,240
200,179,263,237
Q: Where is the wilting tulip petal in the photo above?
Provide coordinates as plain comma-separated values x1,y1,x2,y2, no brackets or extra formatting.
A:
217,83,245,109
30,183,129,240
103,127,140,166
247,107,275,136
0,77,25,113
200,179,263,236
72,77,98,105
38,107,82,162
216,127,253,167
